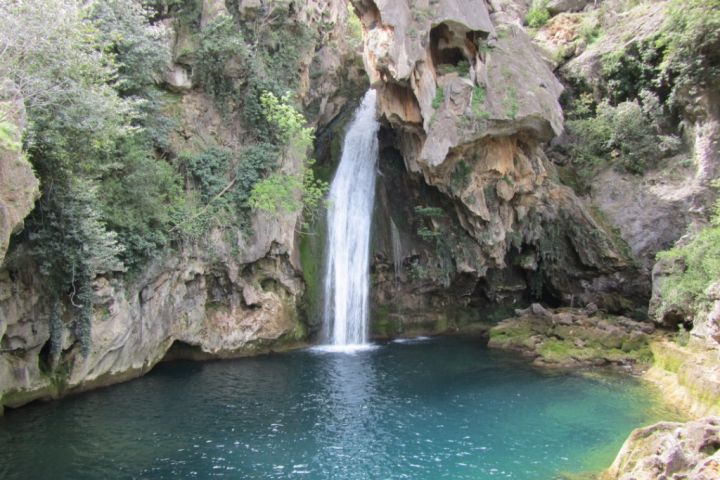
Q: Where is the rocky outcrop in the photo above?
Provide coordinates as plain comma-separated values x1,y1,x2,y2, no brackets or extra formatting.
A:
350,0,646,325
0,98,39,265
0,0,364,413
645,340,720,418
0,225,305,411
534,0,719,275
546,0,591,16
606,416,720,480
488,303,656,369
0,82,309,410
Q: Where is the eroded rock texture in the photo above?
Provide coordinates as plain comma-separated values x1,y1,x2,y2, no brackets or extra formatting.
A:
0,98,39,265
351,0,645,332
0,0,365,412
607,417,720,480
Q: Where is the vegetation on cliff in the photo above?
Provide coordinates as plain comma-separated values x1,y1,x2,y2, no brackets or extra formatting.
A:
561,0,719,188
0,0,327,355
656,194,720,321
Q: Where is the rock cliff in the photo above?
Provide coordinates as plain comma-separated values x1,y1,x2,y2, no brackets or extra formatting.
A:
348,0,647,334
0,98,39,265
0,0,365,413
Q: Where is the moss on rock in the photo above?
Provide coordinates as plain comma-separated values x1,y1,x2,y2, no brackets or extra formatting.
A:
489,304,656,369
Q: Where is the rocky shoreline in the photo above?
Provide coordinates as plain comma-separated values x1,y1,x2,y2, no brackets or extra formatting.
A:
489,303,657,371
487,302,720,479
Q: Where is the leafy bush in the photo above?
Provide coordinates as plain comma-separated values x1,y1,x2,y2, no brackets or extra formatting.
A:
414,206,445,218
451,160,472,190
599,0,720,106
504,87,519,120
566,94,676,177
249,92,328,228
437,60,470,77
471,85,490,120
102,136,183,267
1,0,180,356
88,0,170,96
658,0,720,102
657,198,720,319
176,142,279,234
432,86,445,109
195,14,248,108
601,42,662,104
580,16,601,45
346,8,363,50
525,0,550,29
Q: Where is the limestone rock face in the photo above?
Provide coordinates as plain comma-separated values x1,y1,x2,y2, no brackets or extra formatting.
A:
607,417,720,480
163,64,193,92
353,0,645,320
0,0,364,413
0,234,304,410
200,0,229,29
546,0,590,15
0,99,39,265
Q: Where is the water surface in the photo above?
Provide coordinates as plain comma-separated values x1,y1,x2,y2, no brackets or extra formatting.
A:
0,337,670,479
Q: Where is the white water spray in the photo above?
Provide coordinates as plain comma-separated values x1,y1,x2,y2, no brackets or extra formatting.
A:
322,90,380,350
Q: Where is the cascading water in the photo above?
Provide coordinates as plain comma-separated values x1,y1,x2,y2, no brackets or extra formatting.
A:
390,218,403,282
322,89,380,349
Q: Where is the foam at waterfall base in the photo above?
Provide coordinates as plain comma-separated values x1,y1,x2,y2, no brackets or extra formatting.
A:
309,343,379,354
391,336,432,344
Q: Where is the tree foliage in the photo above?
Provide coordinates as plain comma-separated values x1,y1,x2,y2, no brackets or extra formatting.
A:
0,0,331,358
525,0,550,29
249,92,327,228
657,191,720,320
658,0,720,103
1,0,177,356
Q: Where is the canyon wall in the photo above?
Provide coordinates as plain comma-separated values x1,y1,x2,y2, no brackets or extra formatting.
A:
349,0,652,335
0,0,366,413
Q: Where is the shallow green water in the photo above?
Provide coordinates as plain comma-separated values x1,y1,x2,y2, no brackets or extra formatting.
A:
0,337,669,479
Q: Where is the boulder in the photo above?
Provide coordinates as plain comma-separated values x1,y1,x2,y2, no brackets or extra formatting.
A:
546,0,591,15
163,64,192,92
607,417,720,480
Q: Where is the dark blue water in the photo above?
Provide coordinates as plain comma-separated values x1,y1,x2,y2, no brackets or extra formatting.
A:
0,337,668,479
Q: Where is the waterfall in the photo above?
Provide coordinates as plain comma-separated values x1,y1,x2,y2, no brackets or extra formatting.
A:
322,89,380,349
390,218,403,281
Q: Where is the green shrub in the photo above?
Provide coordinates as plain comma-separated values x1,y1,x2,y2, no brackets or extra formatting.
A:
525,0,550,29
195,14,248,108
451,160,472,190
599,0,720,106
566,96,675,177
437,60,470,76
415,206,445,218
177,142,278,234
471,85,490,119
658,0,720,102
504,87,519,120
580,16,601,45
675,324,690,346
102,136,184,267
432,86,445,109
601,42,662,104
249,92,328,228
346,8,363,50
657,202,720,319
88,0,170,96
